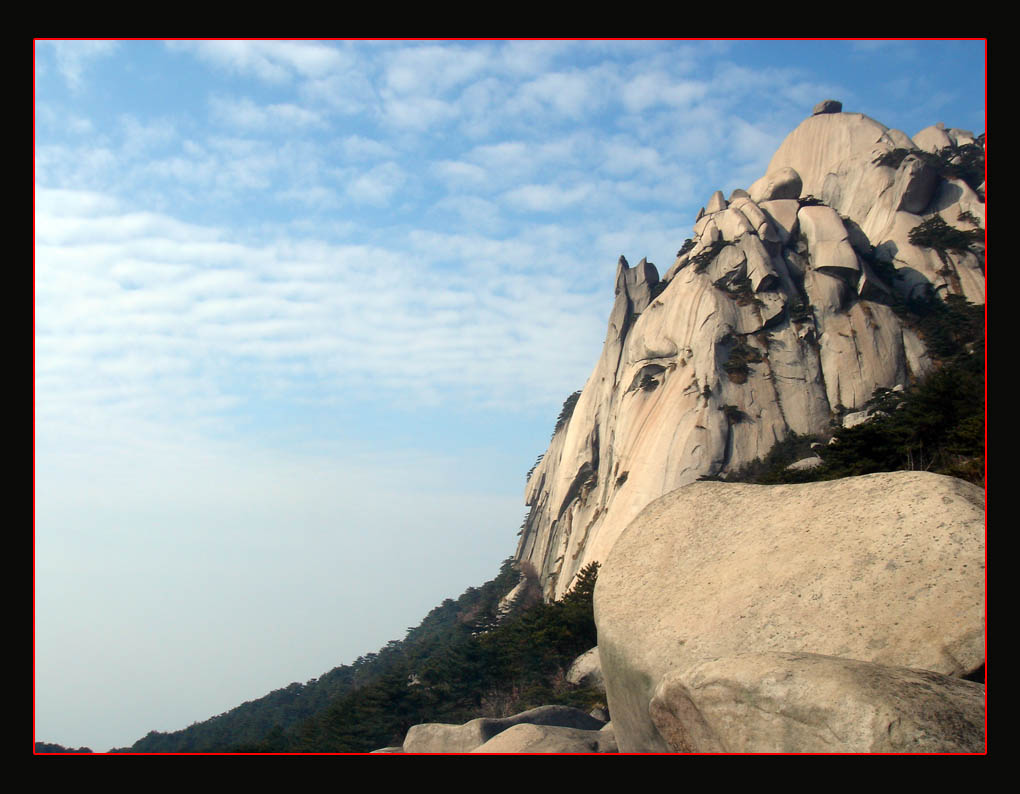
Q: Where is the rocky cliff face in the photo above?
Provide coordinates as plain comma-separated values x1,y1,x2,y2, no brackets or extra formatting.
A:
516,103,985,600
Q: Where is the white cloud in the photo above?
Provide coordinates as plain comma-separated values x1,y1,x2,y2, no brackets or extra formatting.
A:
35,144,118,189
344,161,406,206
171,40,349,83
36,186,610,443
850,40,918,57
36,187,120,217
730,118,782,164
432,194,503,232
381,94,457,130
432,160,488,189
338,135,396,162
464,136,590,186
452,77,507,138
498,41,572,76
37,102,96,135
299,69,376,115
210,96,323,130
468,140,530,172
46,40,119,89
383,44,490,96
120,115,177,156
276,185,340,210
502,182,594,213
511,69,607,119
621,72,708,113
601,138,662,176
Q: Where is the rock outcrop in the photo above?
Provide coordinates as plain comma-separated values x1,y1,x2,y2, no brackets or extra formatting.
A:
593,472,985,752
470,723,617,753
649,652,985,753
565,646,605,692
401,705,606,753
516,103,984,601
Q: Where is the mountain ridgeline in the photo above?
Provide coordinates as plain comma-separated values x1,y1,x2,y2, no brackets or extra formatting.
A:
107,102,983,753
516,103,984,600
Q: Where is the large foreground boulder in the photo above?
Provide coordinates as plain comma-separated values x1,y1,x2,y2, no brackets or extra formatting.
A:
649,652,985,753
402,705,606,753
594,472,985,752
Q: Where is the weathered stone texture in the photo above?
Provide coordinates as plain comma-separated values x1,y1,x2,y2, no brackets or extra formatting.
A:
594,472,985,752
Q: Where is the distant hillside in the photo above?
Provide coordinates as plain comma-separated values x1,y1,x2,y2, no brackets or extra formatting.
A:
35,742,93,753
114,559,601,752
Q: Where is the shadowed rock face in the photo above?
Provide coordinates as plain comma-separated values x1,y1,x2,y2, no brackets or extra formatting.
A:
516,106,983,601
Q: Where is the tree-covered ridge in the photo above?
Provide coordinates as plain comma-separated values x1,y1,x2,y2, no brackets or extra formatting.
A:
35,742,93,753
286,561,601,753
115,559,601,753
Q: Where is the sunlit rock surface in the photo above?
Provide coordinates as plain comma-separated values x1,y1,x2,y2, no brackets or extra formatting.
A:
516,104,983,601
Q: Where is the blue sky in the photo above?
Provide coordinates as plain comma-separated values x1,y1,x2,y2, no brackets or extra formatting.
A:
34,39,986,752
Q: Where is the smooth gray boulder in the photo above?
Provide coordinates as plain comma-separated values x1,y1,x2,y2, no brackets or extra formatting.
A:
913,124,954,154
749,167,803,203
566,646,605,692
594,472,985,752
649,652,985,753
402,705,606,753
786,455,822,471
471,723,617,753
813,99,843,115
843,409,870,428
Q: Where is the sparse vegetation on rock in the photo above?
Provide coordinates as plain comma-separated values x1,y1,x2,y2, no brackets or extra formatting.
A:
552,390,583,438
721,335,764,383
691,240,730,274
909,215,984,255
875,141,985,199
